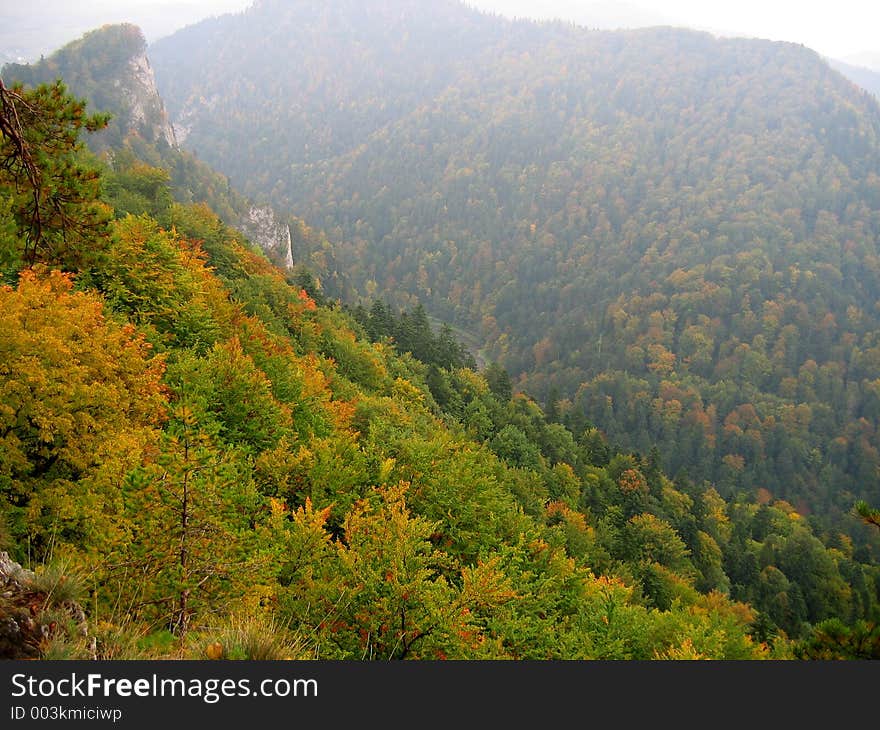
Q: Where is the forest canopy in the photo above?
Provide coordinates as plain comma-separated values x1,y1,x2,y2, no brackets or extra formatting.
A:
148,1,880,535
1,11,880,661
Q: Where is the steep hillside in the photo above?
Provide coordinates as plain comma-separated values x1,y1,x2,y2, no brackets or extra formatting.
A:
153,0,505,165
5,23,176,149
150,1,880,523
830,58,880,100
3,71,879,658
1,25,319,274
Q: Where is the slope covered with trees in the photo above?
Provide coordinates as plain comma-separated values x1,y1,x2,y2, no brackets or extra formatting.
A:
4,23,176,151
830,59,880,101
3,69,879,658
2,24,342,279
149,0,880,531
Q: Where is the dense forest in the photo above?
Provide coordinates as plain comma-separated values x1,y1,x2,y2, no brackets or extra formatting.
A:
148,0,880,536
828,59,880,100
2,26,879,659
3,22,343,279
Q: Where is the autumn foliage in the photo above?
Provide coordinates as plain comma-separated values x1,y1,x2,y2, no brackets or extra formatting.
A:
1,42,878,660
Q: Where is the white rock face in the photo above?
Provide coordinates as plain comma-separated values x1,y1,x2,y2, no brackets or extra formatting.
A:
172,93,222,145
242,206,294,270
125,51,178,148
172,121,192,145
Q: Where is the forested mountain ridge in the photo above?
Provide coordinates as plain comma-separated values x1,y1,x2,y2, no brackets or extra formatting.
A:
1,24,332,276
4,23,177,150
829,58,880,100
153,0,507,160
150,1,880,527
2,46,880,657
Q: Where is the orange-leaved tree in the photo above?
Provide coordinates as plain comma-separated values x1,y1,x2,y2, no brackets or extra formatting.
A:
0,269,167,562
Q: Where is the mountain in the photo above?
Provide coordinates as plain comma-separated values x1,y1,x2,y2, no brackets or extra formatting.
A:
829,58,880,99
2,24,324,273
0,0,253,65
149,0,880,525
153,0,507,163
3,60,879,659
843,51,880,72
4,24,177,150
469,0,678,28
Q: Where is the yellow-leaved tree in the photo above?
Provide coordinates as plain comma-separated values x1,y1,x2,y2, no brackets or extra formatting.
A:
0,269,167,563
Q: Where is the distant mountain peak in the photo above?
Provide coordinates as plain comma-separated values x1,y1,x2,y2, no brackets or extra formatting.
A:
2,24,177,150
843,50,880,72
828,57,880,100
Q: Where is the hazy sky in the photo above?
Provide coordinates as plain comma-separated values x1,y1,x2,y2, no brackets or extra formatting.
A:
2,0,878,66
0,1,249,62
468,1,880,60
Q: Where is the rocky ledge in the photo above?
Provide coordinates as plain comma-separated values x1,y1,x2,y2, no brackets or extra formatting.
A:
0,552,89,659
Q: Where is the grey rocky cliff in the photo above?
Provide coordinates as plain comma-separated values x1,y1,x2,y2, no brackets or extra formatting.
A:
116,50,178,148
173,94,221,146
240,206,295,270
126,52,178,148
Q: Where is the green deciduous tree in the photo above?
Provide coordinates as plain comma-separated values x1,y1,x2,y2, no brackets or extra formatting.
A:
116,405,263,638
0,78,110,269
